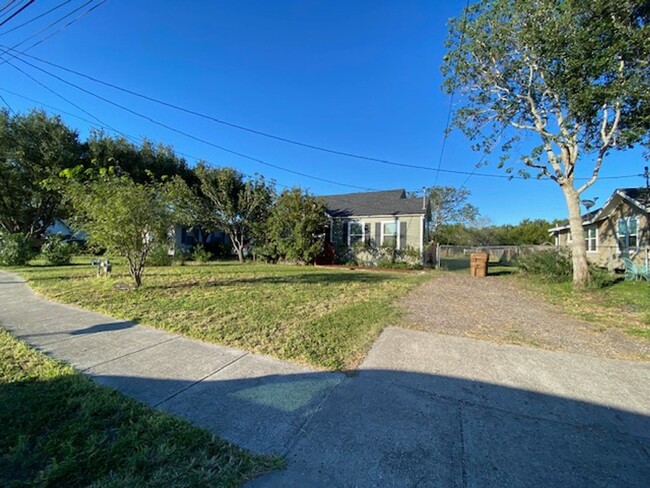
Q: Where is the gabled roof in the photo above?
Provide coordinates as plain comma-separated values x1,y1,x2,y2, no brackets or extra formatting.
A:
318,189,428,218
548,187,650,233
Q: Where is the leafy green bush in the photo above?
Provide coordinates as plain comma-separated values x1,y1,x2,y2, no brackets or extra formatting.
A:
350,241,422,270
516,249,572,282
172,247,191,265
146,243,173,266
192,247,213,263
41,234,75,265
588,264,618,288
517,248,617,287
0,233,35,266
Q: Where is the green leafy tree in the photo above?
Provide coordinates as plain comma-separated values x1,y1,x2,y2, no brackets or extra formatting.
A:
193,164,274,262
443,0,650,287
427,186,479,242
87,132,195,185
507,219,555,245
262,188,328,264
0,109,84,239
63,170,176,287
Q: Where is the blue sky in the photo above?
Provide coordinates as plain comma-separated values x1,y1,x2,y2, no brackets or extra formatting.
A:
0,0,646,225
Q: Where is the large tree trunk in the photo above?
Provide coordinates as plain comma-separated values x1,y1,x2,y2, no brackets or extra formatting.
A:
562,186,590,288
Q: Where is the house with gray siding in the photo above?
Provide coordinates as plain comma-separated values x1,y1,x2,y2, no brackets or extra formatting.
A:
548,188,650,270
319,189,430,262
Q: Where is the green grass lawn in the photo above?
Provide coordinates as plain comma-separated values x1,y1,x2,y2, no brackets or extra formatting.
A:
513,275,650,340
10,258,431,370
0,329,281,487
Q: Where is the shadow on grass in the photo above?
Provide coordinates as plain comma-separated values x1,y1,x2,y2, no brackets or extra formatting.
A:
144,272,398,290
3,367,647,487
0,374,278,488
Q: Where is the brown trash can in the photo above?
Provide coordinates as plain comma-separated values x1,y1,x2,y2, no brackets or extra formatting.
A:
470,252,489,277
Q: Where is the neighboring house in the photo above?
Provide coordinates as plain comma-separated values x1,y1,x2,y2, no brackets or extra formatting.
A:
44,219,86,243
171,224,229,254
319,189,430,261
548,188,650,270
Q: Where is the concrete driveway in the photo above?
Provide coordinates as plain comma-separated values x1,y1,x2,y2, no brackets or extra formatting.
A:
1,271,648,487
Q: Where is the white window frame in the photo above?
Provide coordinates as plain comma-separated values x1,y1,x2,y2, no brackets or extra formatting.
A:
567,232,572,244
381,219,399,249
348,220,365,246
585,227,598,252
617,216,639,250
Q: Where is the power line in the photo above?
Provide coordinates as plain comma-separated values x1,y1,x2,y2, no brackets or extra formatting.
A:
3,55,380,191
0,0,73,38
0,0,101,63
0,92,15,114
0,0,34,28
0,43,521,180
5,56,127,139
0,86,296,190
0,46,640,188
0,1,17,15
433,0,471,187
0,0,22,20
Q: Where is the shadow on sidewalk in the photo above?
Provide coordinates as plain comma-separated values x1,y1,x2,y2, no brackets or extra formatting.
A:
2,363,649,487
75,368,650,488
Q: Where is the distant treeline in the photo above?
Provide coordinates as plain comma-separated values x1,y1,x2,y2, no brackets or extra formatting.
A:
435,218,565,246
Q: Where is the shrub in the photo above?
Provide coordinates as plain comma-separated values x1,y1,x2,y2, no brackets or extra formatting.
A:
192,247,213,263
516,249,572,282
41,234,75,265
349,241,422,269
146,243,173,266
172,247,191,265
0,233,35,266
588,264,618,288
208,241,234,259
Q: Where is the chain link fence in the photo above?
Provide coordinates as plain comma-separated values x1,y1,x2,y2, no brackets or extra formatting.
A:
436,244,556,270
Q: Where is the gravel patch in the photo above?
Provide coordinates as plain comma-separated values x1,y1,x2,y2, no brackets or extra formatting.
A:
399,273,650,361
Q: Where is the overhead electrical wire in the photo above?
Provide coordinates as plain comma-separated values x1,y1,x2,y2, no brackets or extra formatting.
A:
0,0,22,21
0,0,102,63
3,57,376,191
5,57,127,139
0,46,640,188
0,1,16,15
0,43,528,180
0,0,34,28
0,92,15,114
433,0,471,187
0,0,73,38
0,86,296,190
5,51,639,187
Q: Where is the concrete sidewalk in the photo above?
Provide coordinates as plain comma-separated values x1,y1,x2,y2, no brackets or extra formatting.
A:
1,270,649,487
0,271,344,455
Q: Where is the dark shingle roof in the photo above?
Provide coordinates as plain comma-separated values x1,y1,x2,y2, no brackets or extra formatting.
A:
620,187,650,206
318,189,427,218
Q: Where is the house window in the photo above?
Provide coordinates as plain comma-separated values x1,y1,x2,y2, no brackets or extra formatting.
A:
567,232,572,243
617,217,638,250
585,227,597,252
381,221,398,248
348,221,364,246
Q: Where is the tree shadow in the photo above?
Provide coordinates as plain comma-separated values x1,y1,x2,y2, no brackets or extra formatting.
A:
5,364,646,487
12,321,138,340
144,272,397,291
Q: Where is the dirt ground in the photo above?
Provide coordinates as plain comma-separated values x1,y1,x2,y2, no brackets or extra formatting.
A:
399,272,650,361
